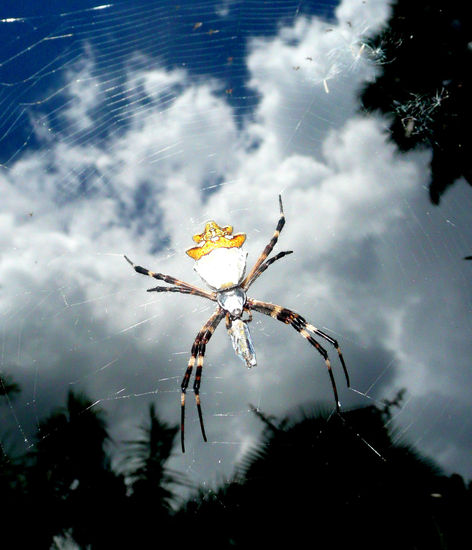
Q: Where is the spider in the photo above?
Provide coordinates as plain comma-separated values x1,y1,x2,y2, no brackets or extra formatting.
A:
125,196,350,452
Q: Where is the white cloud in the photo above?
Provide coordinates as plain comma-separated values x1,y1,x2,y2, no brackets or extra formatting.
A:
61,46,102,132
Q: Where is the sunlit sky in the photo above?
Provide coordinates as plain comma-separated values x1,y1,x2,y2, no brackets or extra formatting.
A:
1,0,471,489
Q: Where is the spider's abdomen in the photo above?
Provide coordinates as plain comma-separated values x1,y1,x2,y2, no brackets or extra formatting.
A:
194,247,247,290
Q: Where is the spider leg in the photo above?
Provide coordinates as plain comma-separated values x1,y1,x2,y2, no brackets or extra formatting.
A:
244,250,293,290
243,307,253,322
146,284,216,301
242,195,285,289
247,298,349,411
124,255,216,301
248,298,349,386
302,321,350,387
180,307,224,452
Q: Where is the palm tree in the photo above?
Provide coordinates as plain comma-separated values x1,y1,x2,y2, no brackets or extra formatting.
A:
0,373,27,547
27,390,126,548
119,403,181,547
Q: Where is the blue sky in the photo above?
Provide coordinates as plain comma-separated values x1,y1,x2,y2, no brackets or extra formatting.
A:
1,0,471,494
0,0,336,163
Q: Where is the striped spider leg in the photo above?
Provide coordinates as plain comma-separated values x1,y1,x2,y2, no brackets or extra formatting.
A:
124,255,217,301
240,196,349,410
241,195,287,290
244,250,293,290
247,298,350,412
124,255,220,452
180,308,225,452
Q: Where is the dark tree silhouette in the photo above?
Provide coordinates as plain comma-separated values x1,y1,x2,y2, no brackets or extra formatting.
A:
1,386,184,548
0,443,31,547
361,0,472,204
176,404,470,549
2,383,470,548
25,390,127,548
1,373,30,547
0,373,21,398
119,403,181,547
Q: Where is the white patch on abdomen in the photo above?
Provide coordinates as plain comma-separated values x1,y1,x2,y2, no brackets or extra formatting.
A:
194,247,247,290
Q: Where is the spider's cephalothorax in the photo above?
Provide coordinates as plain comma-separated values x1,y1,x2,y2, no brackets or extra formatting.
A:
216,287,246,318
125,195,351,453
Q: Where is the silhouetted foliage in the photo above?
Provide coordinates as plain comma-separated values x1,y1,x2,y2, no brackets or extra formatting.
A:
1,379,470,549
119,403,181,547
176,404,470,549
361,0,472,203
24,390,127,548
122,403,180,503
0,373,21,397
0,445,30,546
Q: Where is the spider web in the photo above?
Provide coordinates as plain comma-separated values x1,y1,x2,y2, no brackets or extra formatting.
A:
1,0,471,509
